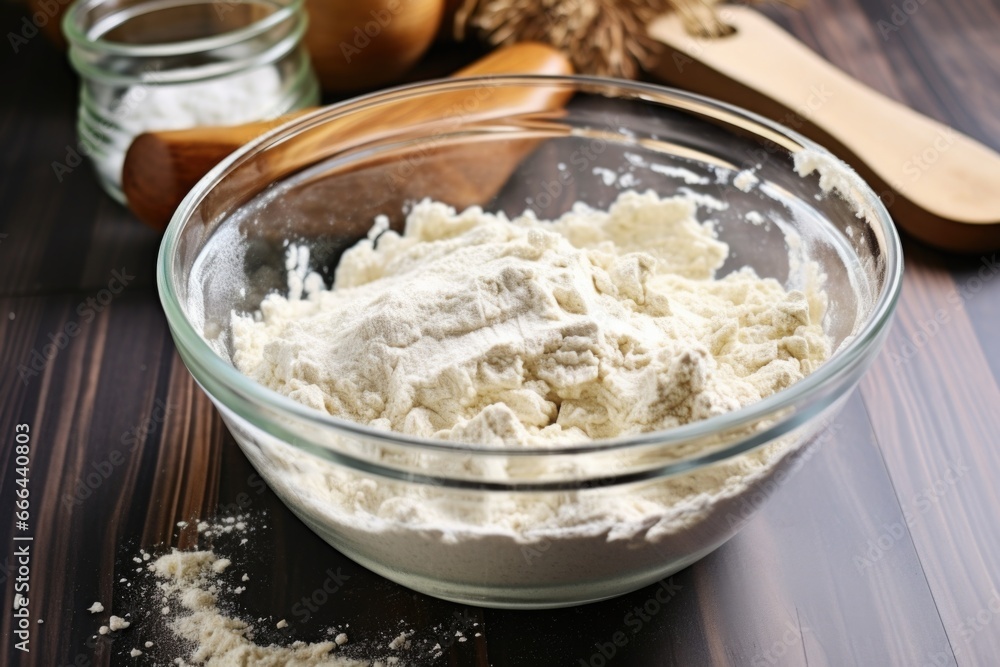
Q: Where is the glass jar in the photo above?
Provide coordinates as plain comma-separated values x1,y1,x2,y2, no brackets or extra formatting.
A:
63,0,319,203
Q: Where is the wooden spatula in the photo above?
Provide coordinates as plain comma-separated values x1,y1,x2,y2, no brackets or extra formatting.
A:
122,42,573,230
648,6,1000,253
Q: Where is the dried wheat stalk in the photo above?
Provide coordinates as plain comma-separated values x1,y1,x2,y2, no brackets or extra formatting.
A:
455,0,754,79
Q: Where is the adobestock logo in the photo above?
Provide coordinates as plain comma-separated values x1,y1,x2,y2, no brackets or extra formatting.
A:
339,0,408,63
578,578,682,666
750,619,809,667
7,0,73,53
876,0,935,40
290,567,351,623
854,458,969,573
61,398,174,509
18,267,135,384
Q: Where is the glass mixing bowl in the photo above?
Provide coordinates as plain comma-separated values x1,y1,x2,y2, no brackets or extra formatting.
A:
158,76,902,609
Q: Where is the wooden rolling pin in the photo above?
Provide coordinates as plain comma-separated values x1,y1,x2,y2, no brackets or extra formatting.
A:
648,7,1000,253
122,42,573,230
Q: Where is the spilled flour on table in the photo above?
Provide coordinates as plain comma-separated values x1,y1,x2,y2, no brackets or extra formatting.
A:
150,549,365,666
87,516,419,665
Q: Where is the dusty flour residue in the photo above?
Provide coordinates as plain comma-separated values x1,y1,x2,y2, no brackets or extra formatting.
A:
150,549,365,667
793,149,871,218
88,517,415,665
733,169,759,192
232,190,829,447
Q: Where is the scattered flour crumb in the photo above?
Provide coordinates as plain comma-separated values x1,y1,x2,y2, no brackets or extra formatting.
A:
623,152,647,168
87,602,104,614
676,187,728,211
130,649,143,657
146,549,373,665
592,166,618,186
793,149,867,217
733,169,759,192
211,558,231,574
109,616,130,631
335,633,349,646
617,172,638,188
649,162,710,185
99,626,110,635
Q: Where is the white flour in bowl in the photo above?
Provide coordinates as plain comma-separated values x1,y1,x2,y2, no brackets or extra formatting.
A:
227,190,832,601
232,190,829,445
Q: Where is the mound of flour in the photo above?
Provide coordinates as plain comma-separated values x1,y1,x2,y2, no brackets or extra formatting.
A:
231,190,829,447
223,191,832,601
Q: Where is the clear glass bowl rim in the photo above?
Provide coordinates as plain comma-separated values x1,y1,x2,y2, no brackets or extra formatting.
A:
157,74,904,459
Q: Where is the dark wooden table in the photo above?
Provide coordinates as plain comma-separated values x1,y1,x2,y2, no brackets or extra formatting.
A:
2,0,999,664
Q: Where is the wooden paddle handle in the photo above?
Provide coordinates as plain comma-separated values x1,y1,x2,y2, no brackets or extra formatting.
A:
648,7,1000,252
122,42,573,230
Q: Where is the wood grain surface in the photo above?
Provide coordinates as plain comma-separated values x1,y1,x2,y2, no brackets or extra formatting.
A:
1,0,998,665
